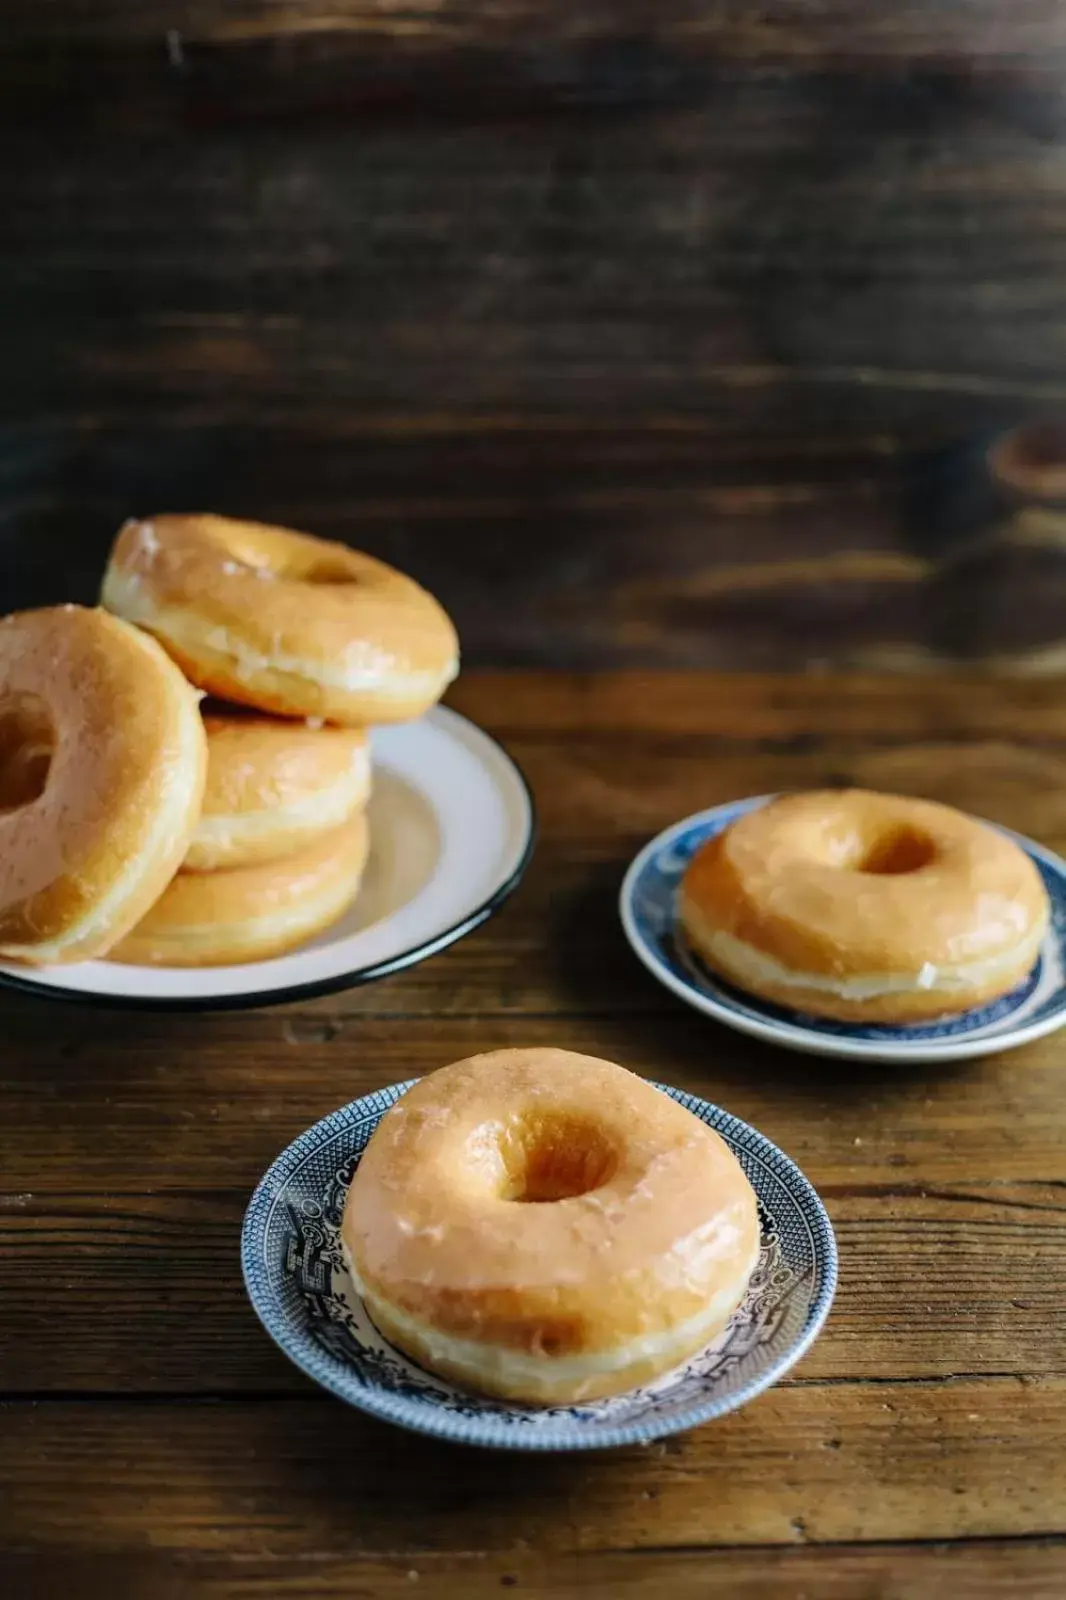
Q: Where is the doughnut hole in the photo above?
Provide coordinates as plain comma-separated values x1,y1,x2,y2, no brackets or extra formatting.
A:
0,695,54,812
261,550,358,585
217,529,357,586
294,556,361,585
469,1113,620,1203
855,826,937,876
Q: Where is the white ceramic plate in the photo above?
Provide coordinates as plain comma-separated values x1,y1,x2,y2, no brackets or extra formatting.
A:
620,796,1066,1064
0,707,534,1011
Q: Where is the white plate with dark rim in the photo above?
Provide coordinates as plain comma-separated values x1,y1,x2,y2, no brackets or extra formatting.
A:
0,706,534,1011
241,1078,837,1451
620,796,1066,1065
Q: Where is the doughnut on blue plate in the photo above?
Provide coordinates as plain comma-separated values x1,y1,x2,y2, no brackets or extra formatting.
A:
241,1080,837,1451
620,796,1066,1065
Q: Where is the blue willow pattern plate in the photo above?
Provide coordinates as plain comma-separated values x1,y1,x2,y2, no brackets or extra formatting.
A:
241,1080,837,1451
620,796,1066,1064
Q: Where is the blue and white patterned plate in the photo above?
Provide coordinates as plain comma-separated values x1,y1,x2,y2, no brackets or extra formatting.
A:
620,796,1066,1064
241,1080,837,1451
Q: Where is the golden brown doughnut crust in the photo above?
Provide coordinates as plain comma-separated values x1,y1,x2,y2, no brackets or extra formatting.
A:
680,789,1050,1023
343,1049,761,1403
111,814,369,967
184,708,370,872
101,513,459,724
0,606,207,964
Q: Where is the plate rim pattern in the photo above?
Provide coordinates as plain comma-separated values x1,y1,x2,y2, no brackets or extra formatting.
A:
241,1078,838,1451
619,794,1066,1064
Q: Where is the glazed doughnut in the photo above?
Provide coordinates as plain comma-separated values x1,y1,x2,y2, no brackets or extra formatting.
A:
184,708,370,872
110,815,369,967
101,513,459,725
680,789,1050,1024
0,606,206,965
342,1049,761,1404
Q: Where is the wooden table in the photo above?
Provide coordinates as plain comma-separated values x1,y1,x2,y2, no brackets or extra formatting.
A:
3,672,1066,1598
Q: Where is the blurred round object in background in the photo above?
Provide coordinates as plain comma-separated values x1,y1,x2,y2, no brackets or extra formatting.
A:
989,421,1066,503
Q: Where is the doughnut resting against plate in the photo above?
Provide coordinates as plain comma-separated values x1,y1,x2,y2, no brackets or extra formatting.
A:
0,605,207,964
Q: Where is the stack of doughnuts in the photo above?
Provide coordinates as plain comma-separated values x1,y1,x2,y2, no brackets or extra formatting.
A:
0,513,458,968
108,709,374,968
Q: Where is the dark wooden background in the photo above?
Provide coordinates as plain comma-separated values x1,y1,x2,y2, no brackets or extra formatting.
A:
5,1,1066,666
6,15,1066,1594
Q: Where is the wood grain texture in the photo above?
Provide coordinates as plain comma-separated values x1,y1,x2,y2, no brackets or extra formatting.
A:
7,5,1066,670
6,426,1066,665
3,1382,1066,1552
8,6,1066,131
9,2,1066,56
9,9,1066,148
7,1545,1066,1600
2,1186,1063,1392
7,117,1066,423
3,1009,1066,1189
2,670,1065,1597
